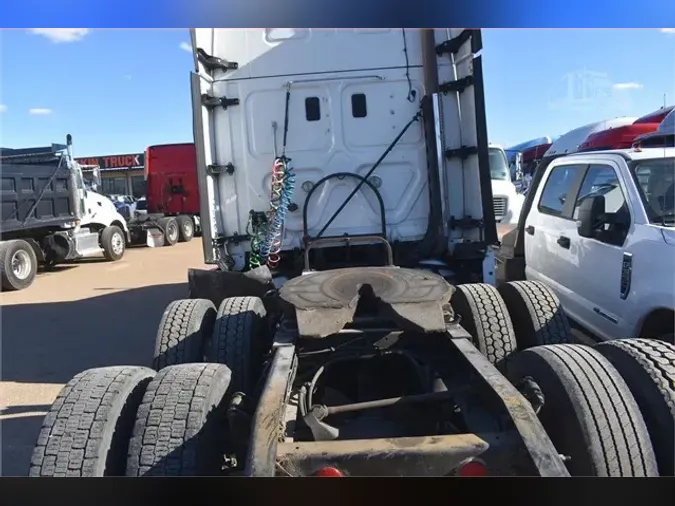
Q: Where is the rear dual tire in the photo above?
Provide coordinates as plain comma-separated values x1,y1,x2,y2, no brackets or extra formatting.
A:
0,239,38,291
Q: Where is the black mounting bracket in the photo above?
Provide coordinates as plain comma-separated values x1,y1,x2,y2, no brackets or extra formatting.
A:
435,30,474,57
449,216,484,230
439,75,474,94
214,232,250,247
196,48,239,73
445,146,478,159
207,163,235,175
201,94,240,110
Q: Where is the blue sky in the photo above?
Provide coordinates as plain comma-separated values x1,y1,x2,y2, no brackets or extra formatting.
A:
0,28,673,156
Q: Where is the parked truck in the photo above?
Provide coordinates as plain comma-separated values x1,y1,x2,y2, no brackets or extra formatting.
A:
31,29,673,478
124,143,201,247
0,137,129,291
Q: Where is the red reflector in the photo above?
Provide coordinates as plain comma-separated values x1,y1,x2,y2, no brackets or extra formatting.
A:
315,466,343,477
457,460,487,477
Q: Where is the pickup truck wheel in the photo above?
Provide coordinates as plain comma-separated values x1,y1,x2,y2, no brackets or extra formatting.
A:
452,283,517,364
153,299,217,370
498,280,572,349
505,344,658,476
595,339,675,476
158,217,179,246
100,225,126,261
126,363,231,476
30,366,155,476
205,296,268,394
0,239,38,291
177,215,194,243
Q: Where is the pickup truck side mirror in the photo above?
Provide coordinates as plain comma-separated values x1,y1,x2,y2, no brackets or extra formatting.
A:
577,195,605,238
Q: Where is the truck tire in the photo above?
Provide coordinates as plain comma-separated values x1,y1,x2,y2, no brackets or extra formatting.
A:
177,215,195,243
158,217,179,247
498,280,572,349
505,344,658,476
153,299,217,370
0,239,38,291
595,339,675,476
452,283,517,364
205,296,268,394
126,363,231,476
30,366,155,477
100,225,126,261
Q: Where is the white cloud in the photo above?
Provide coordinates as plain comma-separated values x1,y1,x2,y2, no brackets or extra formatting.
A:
659,28,675,34
179,41,192,53
29,28,90,43
612,82,643,90
0,104,6,113
29,108,53,115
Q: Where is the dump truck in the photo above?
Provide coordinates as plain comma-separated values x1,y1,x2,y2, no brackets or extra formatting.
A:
30,29,673,478
0,138,129,291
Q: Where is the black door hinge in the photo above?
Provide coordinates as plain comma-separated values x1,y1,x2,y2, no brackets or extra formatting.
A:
201,94,240,110
207,163,235,175
196,48,239,73
439,75,474,94
435,30,474,57
449,216,484,230
445,146,478,159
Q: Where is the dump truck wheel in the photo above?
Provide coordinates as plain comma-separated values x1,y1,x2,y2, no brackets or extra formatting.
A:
158,217,179,246
0,239,38,291
153,299,217,370
452,283,517,364
101,225,126,261
205,296,268,394
596,339,675,476
30,366,155,477
498,280,572,349
126,363,231,476
177,215,194,243
505,344,657,476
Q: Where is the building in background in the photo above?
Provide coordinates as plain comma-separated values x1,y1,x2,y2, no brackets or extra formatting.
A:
75,152,146,198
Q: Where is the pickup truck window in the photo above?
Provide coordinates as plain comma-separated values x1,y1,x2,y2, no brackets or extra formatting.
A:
573,164,630,246
629,158,675,225
537,164,583,217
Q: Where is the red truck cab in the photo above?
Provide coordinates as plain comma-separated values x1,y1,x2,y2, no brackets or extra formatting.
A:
145,143,199,215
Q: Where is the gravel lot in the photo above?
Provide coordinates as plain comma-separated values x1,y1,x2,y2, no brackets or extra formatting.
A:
0,240,209,476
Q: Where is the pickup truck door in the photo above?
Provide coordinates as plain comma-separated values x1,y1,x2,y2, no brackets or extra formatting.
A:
563,162,635,340
524,163,587,311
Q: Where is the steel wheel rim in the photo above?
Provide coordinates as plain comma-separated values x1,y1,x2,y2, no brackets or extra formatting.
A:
11,250,32,280
111,232,125,256
168,222,178,241
183,220,193,237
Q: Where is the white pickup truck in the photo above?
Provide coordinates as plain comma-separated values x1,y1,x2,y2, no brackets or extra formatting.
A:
499,145,675,343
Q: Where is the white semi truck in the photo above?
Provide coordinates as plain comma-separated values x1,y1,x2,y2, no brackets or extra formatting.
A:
30,29,673,478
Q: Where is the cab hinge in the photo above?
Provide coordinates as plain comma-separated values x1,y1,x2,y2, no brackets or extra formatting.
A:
207,163,235,175
449,216,484,230
445,146,478,159
214,232,250,247
435,30,474,57
196,48,239,73
201,94,240,110
439,75,474,94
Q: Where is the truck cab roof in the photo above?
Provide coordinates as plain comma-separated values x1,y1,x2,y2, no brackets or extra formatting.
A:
559,146,675,162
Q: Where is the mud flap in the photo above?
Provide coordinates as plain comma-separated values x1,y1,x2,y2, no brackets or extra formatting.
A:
187,265,277,310
146,228,164,248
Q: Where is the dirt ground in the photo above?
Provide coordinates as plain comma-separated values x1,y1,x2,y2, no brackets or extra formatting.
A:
0,239,209,476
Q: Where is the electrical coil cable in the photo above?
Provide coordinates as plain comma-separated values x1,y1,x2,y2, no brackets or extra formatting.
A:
248,85,296,270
